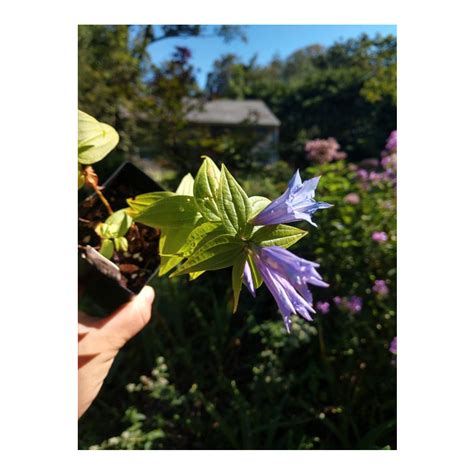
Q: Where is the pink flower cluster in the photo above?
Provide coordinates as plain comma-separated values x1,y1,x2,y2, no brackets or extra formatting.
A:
305,137,347,163
333,295,363,314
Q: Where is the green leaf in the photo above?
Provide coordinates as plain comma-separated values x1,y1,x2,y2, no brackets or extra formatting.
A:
217,164,252,235
189,271,205,281
126,192,174,218
251,224,308,249
176,173,195,196
179,222,222,257
171,234,244,276
194,156,221,221
99,239,114,260
78,110,119,165
134,195,200,228
105,210,133,238
248,196,271,219
114,236,128,252
78,164,85,189
247,254,263,289
158,225,195,276
232,251,247,313
159,254,184,277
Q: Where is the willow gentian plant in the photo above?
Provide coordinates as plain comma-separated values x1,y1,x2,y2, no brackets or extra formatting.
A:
78,110,333,332
128,157,332,332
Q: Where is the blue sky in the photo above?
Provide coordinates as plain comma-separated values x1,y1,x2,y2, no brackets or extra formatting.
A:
148,25,397,88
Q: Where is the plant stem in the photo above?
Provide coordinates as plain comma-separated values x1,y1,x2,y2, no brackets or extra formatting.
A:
92,183,114,216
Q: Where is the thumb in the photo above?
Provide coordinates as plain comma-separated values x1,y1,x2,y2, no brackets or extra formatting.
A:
102,286,155,349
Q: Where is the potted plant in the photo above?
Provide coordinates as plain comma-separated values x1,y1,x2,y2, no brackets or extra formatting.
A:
78,110,332,331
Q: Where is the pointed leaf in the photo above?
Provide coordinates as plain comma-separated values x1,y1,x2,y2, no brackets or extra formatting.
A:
176,173,195,196
135,195,200,228
126,191,174,218
114,236,128,252
189,271,205,280
194,156,221,221
179,222,222,257
171,235,244,276
78,110,119,165
158,225,195,276
217,164,252,235
251,224,307,249
232,251,247,313
104,210,133,238
99,239,114,260
248,196,271,219
248,254,263,289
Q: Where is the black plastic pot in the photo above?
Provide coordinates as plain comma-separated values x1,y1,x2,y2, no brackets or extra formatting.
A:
78,162,163,317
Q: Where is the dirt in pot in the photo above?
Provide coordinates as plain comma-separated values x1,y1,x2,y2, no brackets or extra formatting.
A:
79,184,160,294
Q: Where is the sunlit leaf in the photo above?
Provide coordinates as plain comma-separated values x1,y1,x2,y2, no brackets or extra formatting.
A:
114,236,128,252
99,238,114,260
232,251,247,313
194,156,221,221
105,210,133,237
158,225,195,276
179,222,222,257
126,192,174,218
248,195,271,219
251,224,307,249
135,195,200,228
217,164,252,235
247,254,263,289
176,173,195,196
171,234,244,276
78,110,119,165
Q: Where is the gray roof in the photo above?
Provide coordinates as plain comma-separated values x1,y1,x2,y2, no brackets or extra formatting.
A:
185,99,280,127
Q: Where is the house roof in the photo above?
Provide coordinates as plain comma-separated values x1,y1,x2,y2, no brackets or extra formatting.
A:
185,99,280,127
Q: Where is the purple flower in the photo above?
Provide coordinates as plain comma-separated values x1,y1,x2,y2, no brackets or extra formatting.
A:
316,301,330,314
243,262,256,297
372,231,388,242
389,336,397,355
251,170,332,227
251,245,328,332
334,295,362,314
373,279,389,296
385,131,397,152
346,296,363,314
356,169,369,181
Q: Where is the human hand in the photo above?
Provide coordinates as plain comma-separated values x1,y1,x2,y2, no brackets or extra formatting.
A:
78,286,155,418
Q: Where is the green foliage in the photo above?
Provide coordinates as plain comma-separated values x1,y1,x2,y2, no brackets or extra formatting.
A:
251,224,307,248
95,209,133,258
79,152,396,450
216,165,252,236
206,34,396,163
78,110,120,165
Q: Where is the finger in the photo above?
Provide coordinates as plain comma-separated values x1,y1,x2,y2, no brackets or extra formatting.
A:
101,286,155,349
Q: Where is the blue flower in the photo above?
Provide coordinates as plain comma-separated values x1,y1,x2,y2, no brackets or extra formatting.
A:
251,245,328,332
243,262,256,297
251,170,332,227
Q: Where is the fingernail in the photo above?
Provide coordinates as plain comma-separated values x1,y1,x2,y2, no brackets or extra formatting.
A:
142,286,155,305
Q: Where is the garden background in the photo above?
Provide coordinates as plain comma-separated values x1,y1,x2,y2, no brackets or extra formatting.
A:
78,24,396,450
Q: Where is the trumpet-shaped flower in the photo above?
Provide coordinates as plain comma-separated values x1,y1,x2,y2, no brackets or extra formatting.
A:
243,262,256,297
251,245,328,332
251,170,332,227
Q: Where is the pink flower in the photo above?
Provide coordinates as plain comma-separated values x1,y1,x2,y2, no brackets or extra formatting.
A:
372,279,389,296
344,193,360,205
372,231,388,242
305,137,347,163
389,337,397,355
316,301,330,314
